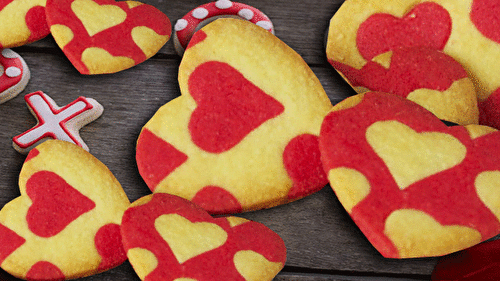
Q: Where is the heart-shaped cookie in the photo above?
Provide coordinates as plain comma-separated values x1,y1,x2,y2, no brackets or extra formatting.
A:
0,140,130,280
121,193,287,280
326,0,500,129
136,18,332,214
45,0,171,74
0,0,50,48
319,92,500,258
330,47,478,125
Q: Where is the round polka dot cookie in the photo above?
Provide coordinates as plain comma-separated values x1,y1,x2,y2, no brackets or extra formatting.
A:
319,92,500,258
0,0,50,48
0,140,130,279
121,193,286,280
0,49,30,104
326,0,500,129
136,18,332,215
173,0,274,55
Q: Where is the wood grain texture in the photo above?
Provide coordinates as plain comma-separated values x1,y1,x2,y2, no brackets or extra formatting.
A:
0,0,444,280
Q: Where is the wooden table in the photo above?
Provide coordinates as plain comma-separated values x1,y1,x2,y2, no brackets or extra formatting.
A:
0,0,440,280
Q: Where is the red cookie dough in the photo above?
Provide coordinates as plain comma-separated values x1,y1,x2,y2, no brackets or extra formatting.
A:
326,0,500,129
45,0,171,74
319,92,500,258
136,19,332,214
173,0,274,55
121,193,287,281
0,140,130,280
0,0,49,48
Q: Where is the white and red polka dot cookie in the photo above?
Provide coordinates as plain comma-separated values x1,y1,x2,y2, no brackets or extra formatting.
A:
45,0,171,74
12,91,103,154
0,0,50,48
330,46,479,125
319,92,500,258
0,49,30,104
121,193,286,281
326,0,500,129
0,140,130,280
136,18,332,214
173,0,274,55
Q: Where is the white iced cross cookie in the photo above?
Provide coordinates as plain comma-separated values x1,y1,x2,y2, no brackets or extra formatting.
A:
12,91,103,154
0,49,30,104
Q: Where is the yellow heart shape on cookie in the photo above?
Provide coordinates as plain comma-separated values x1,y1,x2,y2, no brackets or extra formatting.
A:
155,214,227,264
366,120,467,190
71,0,126,37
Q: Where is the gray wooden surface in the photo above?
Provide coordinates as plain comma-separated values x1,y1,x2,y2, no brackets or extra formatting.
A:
0,0,440,280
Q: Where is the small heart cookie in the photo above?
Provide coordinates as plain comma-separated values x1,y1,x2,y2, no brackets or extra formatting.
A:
136,18,332,214
0,0,50,48
319,92,500,258
0,49,30,104
0,140,130,280
330,46,479,125
121,193,286,280
45,0,171,74
326,0,500,129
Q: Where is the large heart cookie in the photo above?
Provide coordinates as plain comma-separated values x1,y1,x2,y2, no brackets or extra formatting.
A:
136,18,332,214
121,193,286,280
319,92,500,258
45,0,171,74
326,0,500,129
0,140,130,279
0,0,50,48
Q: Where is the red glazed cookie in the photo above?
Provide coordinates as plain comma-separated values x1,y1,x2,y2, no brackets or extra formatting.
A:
136,18,332,214
0,140,130,280
319,92,500,258
173,0,274,55
330,46,478,125
326,0,500,128
0,0,49,48
45,0,171,74
121,193,287,281
0,49,30,104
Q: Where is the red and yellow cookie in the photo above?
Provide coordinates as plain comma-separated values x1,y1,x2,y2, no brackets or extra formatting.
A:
330,46,478,125
121,193,287,281
0,0,49,48
319,92,500,258
136,18,332,214
326,0,500,128
0,140,130,280
45,0,171,74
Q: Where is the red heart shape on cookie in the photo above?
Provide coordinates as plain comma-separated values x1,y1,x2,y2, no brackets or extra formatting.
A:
356,2,452,60
320,92,500,258
136,19,332,214
471,0,500,44
0,140,130,280
121,193,286,280
188,61,284,153
45,0,171,74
